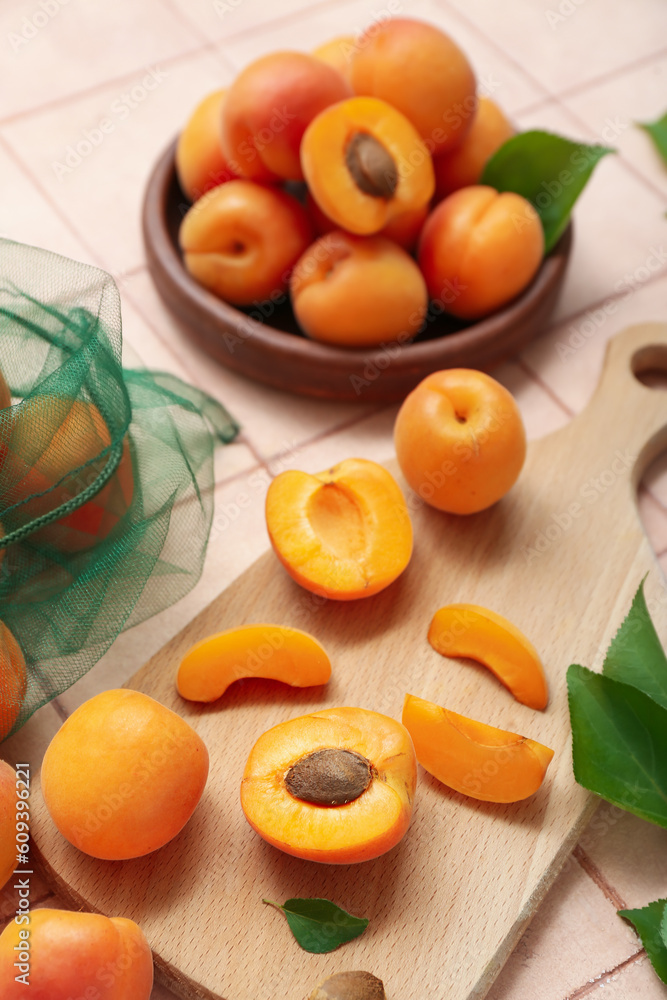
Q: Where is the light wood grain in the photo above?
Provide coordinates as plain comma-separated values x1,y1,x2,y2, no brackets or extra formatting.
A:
31,324,667,1000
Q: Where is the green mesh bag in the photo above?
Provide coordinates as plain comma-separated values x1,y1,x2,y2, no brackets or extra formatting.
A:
0,239,238,739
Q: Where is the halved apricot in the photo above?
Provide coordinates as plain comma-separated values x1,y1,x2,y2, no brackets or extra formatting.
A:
241,706,417,863
402,694,554,803
265,457,413,600
177,624,331,702
301,97,434,235
428,604,548,710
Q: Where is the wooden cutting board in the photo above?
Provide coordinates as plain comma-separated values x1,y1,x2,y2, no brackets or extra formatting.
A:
31,323,667,1000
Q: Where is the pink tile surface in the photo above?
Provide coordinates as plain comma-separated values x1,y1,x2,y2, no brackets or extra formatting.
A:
1,3,667,999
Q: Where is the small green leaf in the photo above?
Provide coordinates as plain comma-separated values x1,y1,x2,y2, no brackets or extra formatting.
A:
263,897,369,953
603,577,667,709
481,130,614,253
567,664,667,828
619,899,667,983
638,112,667,167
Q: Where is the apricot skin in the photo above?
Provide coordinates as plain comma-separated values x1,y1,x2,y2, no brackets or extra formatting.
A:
312,36,356,85
418,185,545,320
177,624,331,702
4,397,133,552
0,622,27,741
0,908,153,1000
306,194,427,252
402,694,554,803
301,97,434,237
180,180,313,306
241,706,417,863
41,689,209,860
221,51,352,181
265,457,413,601
351,18,477,154
394,368,526,514
434,96,515,200
291,231,428,347
0,760,16,891
429,604,548,710
176,89,237,202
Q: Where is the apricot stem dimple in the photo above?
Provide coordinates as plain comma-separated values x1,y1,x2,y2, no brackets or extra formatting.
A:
284,748,373,805
345,132,398,199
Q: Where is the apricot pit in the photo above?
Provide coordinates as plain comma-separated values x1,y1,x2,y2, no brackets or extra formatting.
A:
310,971,387,1000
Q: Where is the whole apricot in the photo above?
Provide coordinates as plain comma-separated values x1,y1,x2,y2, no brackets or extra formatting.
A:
394,368,526,514
305,193,427,252
0,622,27,741
266,457,413,600
0,760,16,891
176,89,238,202
290,232,427,347
4,396,134,552
312,35,357,85
351,18,477,154
418,185,545,319
41,688,209,860
180,179,313,306
0,908,153,999
301,96,434,236
433,97,515,200
221,51,352,181
241,706,417,863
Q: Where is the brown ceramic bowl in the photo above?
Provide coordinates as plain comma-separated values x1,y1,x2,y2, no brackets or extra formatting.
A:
142,139,572,403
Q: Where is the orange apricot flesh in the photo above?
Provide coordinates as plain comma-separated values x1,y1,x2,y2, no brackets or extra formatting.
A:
241,706,417,863
428,604,548,710
177,624,331,702
301,96,434,235
402,693,554,803
265,457,413,600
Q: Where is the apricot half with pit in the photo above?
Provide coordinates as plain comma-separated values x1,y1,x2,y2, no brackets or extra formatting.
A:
265,457,413,600
402,693,554,803
177,624,331,702
241,706,417,863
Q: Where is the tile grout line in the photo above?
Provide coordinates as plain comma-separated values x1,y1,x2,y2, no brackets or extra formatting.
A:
262,403,395,471
551,44,667,105
516,358,575,418
573,845,627,910
564,948,647,1000
209,0,359,50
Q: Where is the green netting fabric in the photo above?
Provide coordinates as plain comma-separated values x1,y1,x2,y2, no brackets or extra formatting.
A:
0,239,238,739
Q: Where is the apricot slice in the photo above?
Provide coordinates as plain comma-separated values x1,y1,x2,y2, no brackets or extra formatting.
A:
402,694,554,803
301,97,434,235
177,624,331,702
265,457,413,600
428,604,548,710
241,706,417,863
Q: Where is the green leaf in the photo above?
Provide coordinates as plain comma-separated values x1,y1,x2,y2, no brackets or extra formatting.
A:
263,897,369,953
603,577,667,710
481,130,614,253
619,899,667,983
638,112,667,167
567,664,667,827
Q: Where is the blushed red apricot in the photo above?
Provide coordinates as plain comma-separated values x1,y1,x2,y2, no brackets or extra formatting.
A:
221,51,352,181
433,96,514,200
290,231,427,347
176,89,238,202
180,180,313,306
402,694,554,803
351,18,477,154
177,624,331,702
241,706,417,863
301,97,434,236
0,909,153,999
266,457,413,600
418,185,545,319
428,604,548,710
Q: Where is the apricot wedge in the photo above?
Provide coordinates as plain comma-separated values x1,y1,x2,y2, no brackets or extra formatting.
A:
428,604,548,710
241,706,417,863
177,624,331,702
402,694,554,803
265,458,413,600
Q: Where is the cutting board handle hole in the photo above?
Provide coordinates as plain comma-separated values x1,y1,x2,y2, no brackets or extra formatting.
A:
631,345,667,390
